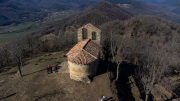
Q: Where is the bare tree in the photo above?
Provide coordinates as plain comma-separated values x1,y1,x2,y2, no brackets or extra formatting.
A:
0,44,11,68
9,36,27,76
2,44,11,65
110,29,121,81
135,41,171,101
23,34,40,56
110,29,135,81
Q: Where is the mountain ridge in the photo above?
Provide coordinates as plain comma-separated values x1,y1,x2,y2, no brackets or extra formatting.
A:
137,0,180,15
36,1,133,37
105,0,180,23
1,0,180,26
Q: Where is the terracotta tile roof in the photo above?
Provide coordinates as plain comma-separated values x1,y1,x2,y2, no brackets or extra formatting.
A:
66,39,101,64
83,40,101,58
66,39,89,56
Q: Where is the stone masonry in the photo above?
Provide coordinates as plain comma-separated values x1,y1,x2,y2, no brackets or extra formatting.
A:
77,23,101,44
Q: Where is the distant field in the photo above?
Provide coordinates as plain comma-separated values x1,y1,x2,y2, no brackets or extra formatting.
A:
0,10,74,44
0,27,40,44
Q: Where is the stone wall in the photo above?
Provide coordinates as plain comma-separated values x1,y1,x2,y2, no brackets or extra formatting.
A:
68,61,89,81
68,59,99,82
77,23,101,44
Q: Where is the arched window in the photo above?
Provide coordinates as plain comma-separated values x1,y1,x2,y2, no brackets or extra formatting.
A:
92,31,96,40
82,28,87,39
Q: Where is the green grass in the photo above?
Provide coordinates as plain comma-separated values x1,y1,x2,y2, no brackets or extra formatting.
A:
0,26,40,43
0,10,74,44
12,23,32,29
0,24,32,34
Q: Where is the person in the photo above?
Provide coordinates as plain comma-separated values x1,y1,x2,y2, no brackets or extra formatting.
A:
54,65,58,73
47,65,50,74
101,96,106,101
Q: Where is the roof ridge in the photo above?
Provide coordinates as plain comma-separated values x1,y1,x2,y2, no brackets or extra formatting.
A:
82,39,91,49
82,49,97,59
91,39,102,48
66,39,90,56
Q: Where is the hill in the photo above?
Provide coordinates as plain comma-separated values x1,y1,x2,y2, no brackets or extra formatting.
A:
161,0,180,15
0,51,114,101
136,0,162,4
100,15,180,39
105,0,180,23
0,1,47,26
37,1,133,37
2,0,180,27
137,0,180,15
0,0,100,26
11,0,100,11
1,1,180,100
98,15,180,100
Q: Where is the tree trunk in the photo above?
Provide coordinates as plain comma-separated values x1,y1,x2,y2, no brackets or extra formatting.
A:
145,91,150,101
58,29,61,39
110,30,115,61
20,57,23,68
6,59,9,65
17,63,22,76
0,62,3,68
116,63,120,81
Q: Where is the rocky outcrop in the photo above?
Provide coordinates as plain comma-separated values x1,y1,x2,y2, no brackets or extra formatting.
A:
151,84,179,101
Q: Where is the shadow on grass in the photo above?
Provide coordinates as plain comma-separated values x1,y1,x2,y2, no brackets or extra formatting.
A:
0,67,14,74
96,60,137,101
87,59,109,81
174,84,180,98
23,68,47,76
3,71,17,76
116,61,137,101
104,61,140,101
0,92,18,100
106,97,114,101
96,59,109,76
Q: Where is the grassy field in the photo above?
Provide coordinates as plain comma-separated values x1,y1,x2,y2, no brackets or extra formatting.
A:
0,10,74,44
0,26,40,44
0,51,114,101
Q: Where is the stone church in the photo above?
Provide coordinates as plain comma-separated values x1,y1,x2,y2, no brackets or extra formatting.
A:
66,23,101,82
